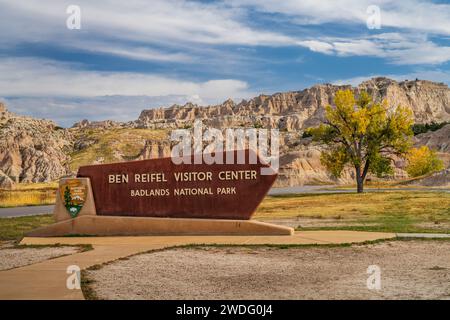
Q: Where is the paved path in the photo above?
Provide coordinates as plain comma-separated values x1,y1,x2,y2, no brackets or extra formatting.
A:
0,205,54,218
0,231,395,300
396,233,450,238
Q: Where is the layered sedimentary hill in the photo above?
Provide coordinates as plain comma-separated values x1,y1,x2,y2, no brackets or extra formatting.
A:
0,103,73,188
0,77,449,188
415,124,450,153
137,77,450,130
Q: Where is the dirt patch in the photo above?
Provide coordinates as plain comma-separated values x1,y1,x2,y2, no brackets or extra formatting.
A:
0,246,79,270
84,240,450,300
414,221,450,232
0,240,15,249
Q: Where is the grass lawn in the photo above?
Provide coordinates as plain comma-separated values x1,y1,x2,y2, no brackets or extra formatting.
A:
1,191,449,241
0,182,57,208
255,191,450,233
0,214,54,241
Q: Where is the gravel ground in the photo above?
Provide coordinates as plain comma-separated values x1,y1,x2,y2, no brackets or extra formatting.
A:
85,240,450,300
0,246,79,270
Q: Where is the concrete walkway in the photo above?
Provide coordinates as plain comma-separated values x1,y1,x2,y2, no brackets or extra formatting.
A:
396,232,450,238
0,231,395,300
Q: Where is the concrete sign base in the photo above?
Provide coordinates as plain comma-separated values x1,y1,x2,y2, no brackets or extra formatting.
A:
27,215,294,236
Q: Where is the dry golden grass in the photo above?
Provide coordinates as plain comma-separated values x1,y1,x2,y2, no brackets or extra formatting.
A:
0,183,57,208
255,192,450,219
11,182,58,191
255,191,450,233
0,190,449,236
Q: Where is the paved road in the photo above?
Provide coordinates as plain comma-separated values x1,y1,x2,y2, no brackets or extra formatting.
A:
1,185,448,217
269,185,335,195
0,205,54,218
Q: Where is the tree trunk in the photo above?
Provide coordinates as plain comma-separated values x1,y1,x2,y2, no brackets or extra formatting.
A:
355,166,364,193
357,177,364,193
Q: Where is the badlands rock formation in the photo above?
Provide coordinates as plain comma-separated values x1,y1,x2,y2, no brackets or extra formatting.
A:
137,140,172,160
415,124,450,153
0,103,73,187
359,78,450,124
0,77,449,188
137,77,450,130
134,77,450,186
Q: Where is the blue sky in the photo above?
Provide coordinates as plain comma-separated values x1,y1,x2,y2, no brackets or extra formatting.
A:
0,0,449,126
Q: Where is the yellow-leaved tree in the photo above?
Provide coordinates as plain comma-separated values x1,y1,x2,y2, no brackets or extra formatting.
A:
406,146,444,177
309,89,414,193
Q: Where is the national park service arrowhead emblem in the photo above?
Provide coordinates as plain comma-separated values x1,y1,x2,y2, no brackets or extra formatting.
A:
60,179,87,218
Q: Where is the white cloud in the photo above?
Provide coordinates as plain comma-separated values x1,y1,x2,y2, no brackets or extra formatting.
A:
232,0,450,64
1,0,448,126
0,0,297,48
297,40,334,54
301,33,450,65
0,57,252,101
0,57,255,126
72,41,193,63
0,0,449,66
232,0,450,35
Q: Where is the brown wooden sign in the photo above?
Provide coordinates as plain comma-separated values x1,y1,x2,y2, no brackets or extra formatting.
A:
77,149,277,220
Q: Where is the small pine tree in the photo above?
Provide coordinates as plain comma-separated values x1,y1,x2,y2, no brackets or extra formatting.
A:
64,186,72,206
